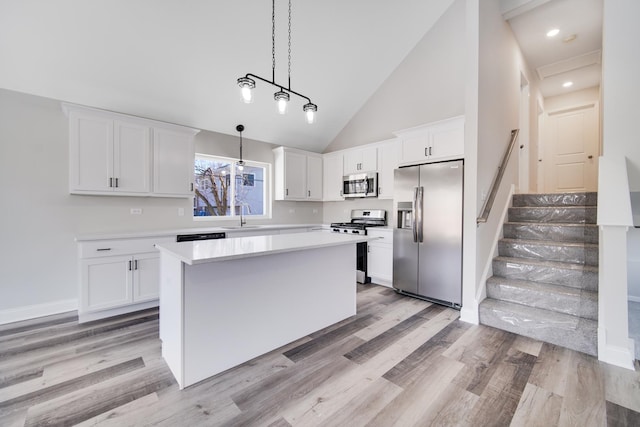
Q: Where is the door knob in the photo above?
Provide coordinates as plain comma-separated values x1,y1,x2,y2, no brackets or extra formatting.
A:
588,155,593,159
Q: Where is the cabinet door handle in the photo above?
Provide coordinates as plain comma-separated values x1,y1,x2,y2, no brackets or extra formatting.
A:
286,188,289,196
96,248,111,252
425,148,428,157
429,146,432,156
128,260,132,271
115,178,119,188
308,190,311,197
134,260,138,270
190,183,194,191
109,177,113,188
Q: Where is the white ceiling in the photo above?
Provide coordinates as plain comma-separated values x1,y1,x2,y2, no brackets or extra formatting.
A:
502,0,603,97
0,0,455,153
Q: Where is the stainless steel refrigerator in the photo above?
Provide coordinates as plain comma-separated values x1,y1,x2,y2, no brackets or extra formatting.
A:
393,160,463,308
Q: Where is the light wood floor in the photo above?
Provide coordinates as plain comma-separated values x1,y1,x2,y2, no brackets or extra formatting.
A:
1,284,639,426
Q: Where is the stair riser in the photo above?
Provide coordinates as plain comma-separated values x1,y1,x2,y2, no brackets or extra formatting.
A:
492,259,598,291
508,207,597,224
503,223,598,244
479,304,597,356
486,282,598,320
512,192,597,208
498,241,598,266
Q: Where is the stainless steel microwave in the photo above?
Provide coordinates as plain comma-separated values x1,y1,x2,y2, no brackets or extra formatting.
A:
343,172,378,198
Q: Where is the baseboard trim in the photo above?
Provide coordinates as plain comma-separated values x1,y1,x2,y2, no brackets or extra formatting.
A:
460,305,479,325
0,299,77,325
598,327,635,369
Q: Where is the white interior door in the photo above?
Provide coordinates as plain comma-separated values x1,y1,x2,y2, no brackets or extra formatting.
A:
544,103,599,193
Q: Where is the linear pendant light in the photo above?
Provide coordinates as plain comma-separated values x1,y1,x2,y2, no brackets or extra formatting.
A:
237,0,317,124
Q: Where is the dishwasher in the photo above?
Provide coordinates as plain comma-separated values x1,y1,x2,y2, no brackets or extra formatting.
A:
176,232,226,242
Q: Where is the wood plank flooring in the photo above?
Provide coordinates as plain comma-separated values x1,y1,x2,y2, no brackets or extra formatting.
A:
1,283,639,426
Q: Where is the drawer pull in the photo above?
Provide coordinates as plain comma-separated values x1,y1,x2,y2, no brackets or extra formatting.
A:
96,248,112,252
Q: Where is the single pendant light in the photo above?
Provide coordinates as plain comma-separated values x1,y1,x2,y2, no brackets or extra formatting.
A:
236,124,245,171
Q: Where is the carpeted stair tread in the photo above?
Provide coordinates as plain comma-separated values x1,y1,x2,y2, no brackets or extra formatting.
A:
498,238,598,266
479,298,597,356
486,276,598,320
508,206,597,224
503,222,598,243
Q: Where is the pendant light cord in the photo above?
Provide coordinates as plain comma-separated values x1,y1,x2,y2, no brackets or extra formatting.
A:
288,0,292,90
272,0,276,83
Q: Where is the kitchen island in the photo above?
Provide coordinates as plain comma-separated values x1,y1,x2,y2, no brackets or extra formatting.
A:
155,231,373,389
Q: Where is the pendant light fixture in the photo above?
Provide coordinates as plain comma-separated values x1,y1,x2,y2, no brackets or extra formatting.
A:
236,124,245,171
237,0,317,124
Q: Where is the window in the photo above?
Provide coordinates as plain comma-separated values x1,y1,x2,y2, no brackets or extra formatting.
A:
193,154,270,219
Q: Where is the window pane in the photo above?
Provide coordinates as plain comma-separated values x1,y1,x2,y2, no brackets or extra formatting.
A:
194,158,231,216
235,164,265,216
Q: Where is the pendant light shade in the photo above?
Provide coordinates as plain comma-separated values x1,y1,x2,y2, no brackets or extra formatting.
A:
274,91,290,114
303,103,317,124
237,77,255,104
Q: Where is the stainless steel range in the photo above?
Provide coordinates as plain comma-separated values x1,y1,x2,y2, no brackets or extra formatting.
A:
331,209,386,283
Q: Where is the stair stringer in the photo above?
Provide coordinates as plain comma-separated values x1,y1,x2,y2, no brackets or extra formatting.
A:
476,184,516,305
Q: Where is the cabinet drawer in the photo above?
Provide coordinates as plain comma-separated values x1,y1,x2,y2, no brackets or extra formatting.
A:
367,229,393,244
79,236,172,258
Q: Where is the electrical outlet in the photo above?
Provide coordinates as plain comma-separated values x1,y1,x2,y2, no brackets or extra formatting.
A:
130,208,142,215
178,208,185,217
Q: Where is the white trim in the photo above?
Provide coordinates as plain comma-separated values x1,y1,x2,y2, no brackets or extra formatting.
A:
0,299,77,325
598,327,635,369
459,306,479,325
78,300,158,323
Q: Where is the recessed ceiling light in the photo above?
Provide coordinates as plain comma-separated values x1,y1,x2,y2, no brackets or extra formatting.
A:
547,28,560,37
563,81,573,88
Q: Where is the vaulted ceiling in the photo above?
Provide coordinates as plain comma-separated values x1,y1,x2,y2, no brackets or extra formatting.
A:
0,0,455,152
1,0,603,152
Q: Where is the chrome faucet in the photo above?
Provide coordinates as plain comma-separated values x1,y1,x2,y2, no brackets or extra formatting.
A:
239,205,247,227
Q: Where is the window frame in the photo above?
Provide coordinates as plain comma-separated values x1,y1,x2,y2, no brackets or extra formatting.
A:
193,153,272,221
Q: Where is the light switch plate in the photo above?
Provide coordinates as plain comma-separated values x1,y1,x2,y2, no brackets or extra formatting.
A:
130,208,142,215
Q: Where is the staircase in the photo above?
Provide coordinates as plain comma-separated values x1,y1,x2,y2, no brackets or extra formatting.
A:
479,192,599,356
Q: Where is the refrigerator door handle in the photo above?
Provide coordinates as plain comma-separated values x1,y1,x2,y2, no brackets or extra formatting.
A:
416,186,424,243
412,187,420,243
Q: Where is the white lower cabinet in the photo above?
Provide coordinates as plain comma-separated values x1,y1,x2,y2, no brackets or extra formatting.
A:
78,236,172,322
367,229,393,287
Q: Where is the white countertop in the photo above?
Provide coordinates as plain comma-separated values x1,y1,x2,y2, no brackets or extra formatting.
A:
76,223,325,241
155,231,377,265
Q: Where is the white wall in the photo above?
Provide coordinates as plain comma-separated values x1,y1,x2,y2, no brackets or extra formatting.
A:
629,228,640,301
544,86,600,112
602,0,640,191
473,0,538,304
0,89,322,314
323,0,466,153
323,198,393,225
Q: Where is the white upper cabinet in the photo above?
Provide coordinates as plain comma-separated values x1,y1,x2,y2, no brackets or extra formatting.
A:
376,139,398,200
153,128,195,197
343,146,377,174
273,147,323,201
395,116,464,166
323,152,344,201
64,103,198,197
114,121,151,193
306,155,323,201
